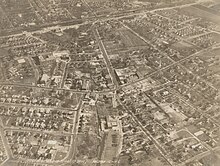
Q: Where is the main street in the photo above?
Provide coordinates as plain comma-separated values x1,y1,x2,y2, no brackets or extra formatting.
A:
0,82,116,94
94,28,119,89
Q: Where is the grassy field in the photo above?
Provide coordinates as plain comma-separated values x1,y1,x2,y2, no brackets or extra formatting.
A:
177,130,192,138
104,27,147,51
101,130,120,165
76,133,99,160
54,151,67,161
171,41,193,49
211,33,220,42
119,28,146,47
197,150,220,166
180,5,220,24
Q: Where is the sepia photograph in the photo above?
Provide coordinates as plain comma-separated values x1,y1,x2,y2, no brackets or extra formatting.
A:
0,0,220,166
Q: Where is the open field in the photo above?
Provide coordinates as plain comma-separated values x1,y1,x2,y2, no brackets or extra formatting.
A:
180,5,220,24
119,28,146,47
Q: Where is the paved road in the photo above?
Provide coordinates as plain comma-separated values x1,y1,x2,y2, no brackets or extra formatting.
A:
0,1,198,38
120,47,212,89
94,29,119,88
117,97,173,166
0,102,74,111
66,97,85,163
0,1,209,166
0,82,115,94
3,127,78,137
0,118,13,160
151,12,219,91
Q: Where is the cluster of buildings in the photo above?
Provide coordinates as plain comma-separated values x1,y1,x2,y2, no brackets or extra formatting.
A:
1,0,220,165
190,32,220,48
5,58,35,83
0,85,80,109
85,0,137,16
155,8,194,22
75,92,123,164
0,105,74,133
0,0,92,32
122,7,220,50
0,85,80,163
118,83,207,165
0,34,50,84
30,25,116,90
0,0,41,28
117,55,220,164
97,21,126,49
122,13,179,46
35,24,97,54
0,33,57,85
0,34,40,48
174,26,206,38
109,47,172,85
64,60,113,91
164,45,196,62
78,96,98,134
9,42,55,58
5,131,71,161
33,50,70,88
34,0,90,21
119,108,170,166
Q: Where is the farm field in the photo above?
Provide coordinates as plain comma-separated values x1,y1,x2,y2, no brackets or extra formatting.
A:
180,5,220,24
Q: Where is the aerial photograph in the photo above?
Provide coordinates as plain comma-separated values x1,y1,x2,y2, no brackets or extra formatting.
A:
1,0,220,166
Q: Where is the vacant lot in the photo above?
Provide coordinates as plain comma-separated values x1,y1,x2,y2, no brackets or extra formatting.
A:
119,28,146,47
